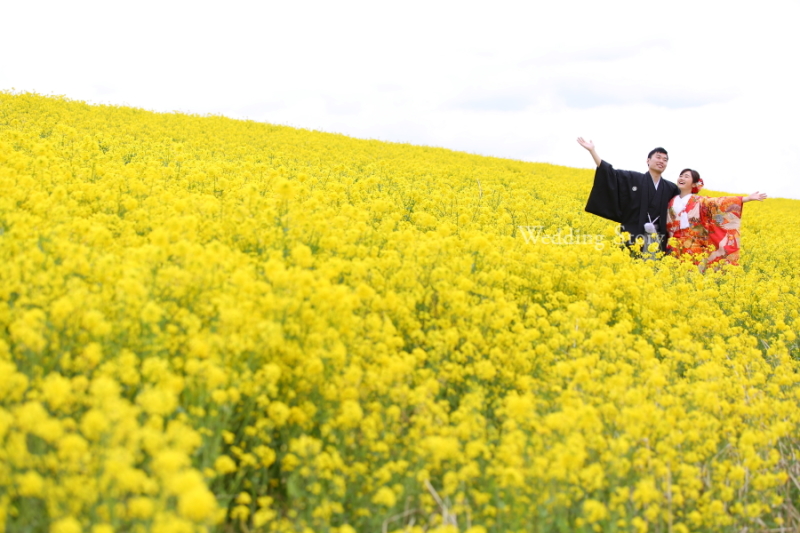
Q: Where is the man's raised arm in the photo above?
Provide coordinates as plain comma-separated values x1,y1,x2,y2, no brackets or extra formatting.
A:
577,137,602,167
580,137,626,224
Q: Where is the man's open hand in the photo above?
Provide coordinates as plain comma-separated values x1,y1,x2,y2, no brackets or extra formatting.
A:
577,137,595,151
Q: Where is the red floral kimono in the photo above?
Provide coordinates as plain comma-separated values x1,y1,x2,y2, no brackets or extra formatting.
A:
666,194,743,266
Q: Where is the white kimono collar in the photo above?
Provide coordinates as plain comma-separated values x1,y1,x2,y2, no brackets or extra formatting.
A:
672,194,693,229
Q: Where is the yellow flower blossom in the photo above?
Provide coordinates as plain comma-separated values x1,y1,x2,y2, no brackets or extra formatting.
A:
16,471,45,497
371,486,396,507
177,485,218,522
214,455,237,475
51,517,82,533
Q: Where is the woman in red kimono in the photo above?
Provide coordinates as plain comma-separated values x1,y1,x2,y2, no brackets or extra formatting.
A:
666,169,766,268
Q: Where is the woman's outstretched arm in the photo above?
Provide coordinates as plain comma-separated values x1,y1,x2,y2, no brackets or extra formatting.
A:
743,191,768,203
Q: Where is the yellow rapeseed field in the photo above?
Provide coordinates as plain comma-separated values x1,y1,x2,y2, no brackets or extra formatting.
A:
1,92,799,533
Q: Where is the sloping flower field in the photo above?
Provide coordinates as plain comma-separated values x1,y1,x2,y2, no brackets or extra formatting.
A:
1,92,799,533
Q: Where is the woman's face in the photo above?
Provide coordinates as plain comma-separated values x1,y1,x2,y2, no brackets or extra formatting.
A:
677,171,694,194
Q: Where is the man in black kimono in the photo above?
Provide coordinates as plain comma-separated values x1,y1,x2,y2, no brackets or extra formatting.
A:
578,137,679,256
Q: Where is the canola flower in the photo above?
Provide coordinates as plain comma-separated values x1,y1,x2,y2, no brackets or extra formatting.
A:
0,91,799,533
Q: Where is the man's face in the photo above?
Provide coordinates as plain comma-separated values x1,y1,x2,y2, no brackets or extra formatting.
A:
647,152,668,173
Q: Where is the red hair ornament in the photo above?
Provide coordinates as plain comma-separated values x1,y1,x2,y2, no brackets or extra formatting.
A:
692,178,704,194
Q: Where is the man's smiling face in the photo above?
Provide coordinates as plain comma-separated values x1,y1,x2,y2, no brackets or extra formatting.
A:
647,152,668,174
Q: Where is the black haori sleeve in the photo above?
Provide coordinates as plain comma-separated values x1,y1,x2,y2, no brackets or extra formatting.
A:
585,160,628,223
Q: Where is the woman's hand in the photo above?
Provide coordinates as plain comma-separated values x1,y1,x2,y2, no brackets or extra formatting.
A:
743,191,767,203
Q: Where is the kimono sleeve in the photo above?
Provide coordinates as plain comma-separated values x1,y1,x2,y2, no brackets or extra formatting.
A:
584,160,635,223
701,196,743,258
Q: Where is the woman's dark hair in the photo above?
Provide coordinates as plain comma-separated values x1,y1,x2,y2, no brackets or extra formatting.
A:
648,147,668,159
680,168,701,183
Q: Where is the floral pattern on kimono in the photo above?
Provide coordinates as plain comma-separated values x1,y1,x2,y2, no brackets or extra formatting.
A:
666,194,743,266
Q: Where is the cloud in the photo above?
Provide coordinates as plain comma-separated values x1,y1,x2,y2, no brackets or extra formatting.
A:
325,97,363,116
235,101,287,119
529,39,671,67
454,94,533,113
555,81,732,110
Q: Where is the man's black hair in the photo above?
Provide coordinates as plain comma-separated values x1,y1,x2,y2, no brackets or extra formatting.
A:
648,147,668,159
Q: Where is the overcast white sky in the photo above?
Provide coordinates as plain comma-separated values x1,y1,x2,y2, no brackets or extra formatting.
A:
3,0,799,198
